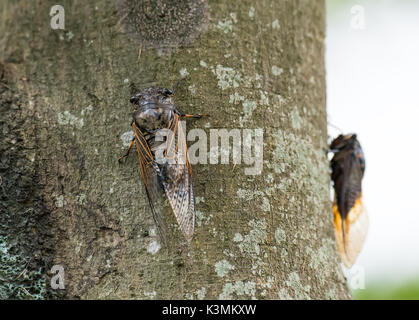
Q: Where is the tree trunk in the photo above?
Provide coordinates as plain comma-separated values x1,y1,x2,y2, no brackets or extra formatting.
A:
0,0,351,299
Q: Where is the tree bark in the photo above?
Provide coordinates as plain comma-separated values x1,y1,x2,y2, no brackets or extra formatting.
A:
0,0,351,299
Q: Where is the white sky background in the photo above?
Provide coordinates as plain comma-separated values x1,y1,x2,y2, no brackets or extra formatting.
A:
326,0,419,283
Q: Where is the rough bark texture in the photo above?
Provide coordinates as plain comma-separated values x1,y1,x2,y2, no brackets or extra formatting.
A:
0,0,351,299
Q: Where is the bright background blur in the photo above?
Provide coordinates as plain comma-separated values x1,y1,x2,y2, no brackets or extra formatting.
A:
326,0,419,299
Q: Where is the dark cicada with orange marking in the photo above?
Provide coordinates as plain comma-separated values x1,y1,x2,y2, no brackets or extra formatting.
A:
330,134,368,268
119,87,205,243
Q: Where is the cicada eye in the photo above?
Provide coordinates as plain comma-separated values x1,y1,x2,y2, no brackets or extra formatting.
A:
162,88,173,96
130,94,143,104
330,134,346,151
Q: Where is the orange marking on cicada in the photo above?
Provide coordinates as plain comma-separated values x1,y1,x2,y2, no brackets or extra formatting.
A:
132,124,154,165
165,114,181,162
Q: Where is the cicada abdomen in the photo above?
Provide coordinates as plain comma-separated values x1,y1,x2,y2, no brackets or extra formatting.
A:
330,134,368,268
119,86,205,243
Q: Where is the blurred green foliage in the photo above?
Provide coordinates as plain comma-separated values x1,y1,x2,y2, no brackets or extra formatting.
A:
327,0,355,13
353,279,419,300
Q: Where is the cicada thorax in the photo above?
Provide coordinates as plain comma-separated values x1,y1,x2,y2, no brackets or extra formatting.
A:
131,87,179,159
133,103,175,158
330,134,368,268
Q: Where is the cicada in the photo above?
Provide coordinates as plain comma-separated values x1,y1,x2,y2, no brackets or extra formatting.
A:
119,86,206,242
330,134,368,268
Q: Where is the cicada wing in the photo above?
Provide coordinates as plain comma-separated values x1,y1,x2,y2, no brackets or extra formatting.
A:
133,124,168,243
333,196,368,268
333,153,368,268
161,114,195,241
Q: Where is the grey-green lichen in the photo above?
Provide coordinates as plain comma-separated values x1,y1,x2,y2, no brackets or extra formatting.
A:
306,239,339,286
272,19,280,30
143,290,157,299
248,6,255,19
325,289,338,300
57,111,84,129
195,196,205,204
188,84,197,94
59,31,74,42
231,219,269,283
278,288,293,300
285,272,311,300
185,292,194,300
196,210,211,227
261,197,271,212
272,130,329,210
212,65,242,90
199,60,207,68
229,92,244,104
195,210,204,227
0,236,46,299
236,188,265,201
259,91,269,106
76,193,87,205
216,12,237,34
261,276,275,296
242,100,257,117
179,67,189,78
120,131,134,147
81,104,93,116
219,280,256,300
274,228,286,244
54,194,66,208
147,240,161,255
236,219,267,257
214,259,235,278
196,287,207,300
271,65,283,76
216,20,233,34
290,107,302,129
233,233,243,242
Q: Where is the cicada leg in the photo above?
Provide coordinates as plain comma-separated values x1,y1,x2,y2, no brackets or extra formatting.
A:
179,112,210,119
118,138,135,163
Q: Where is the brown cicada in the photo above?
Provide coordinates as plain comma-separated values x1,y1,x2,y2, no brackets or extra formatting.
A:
330,134,368,268
119,86,206,243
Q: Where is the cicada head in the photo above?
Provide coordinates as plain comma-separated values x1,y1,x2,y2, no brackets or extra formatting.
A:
130,87,175,107
330,133,357,153
130,87,175,132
